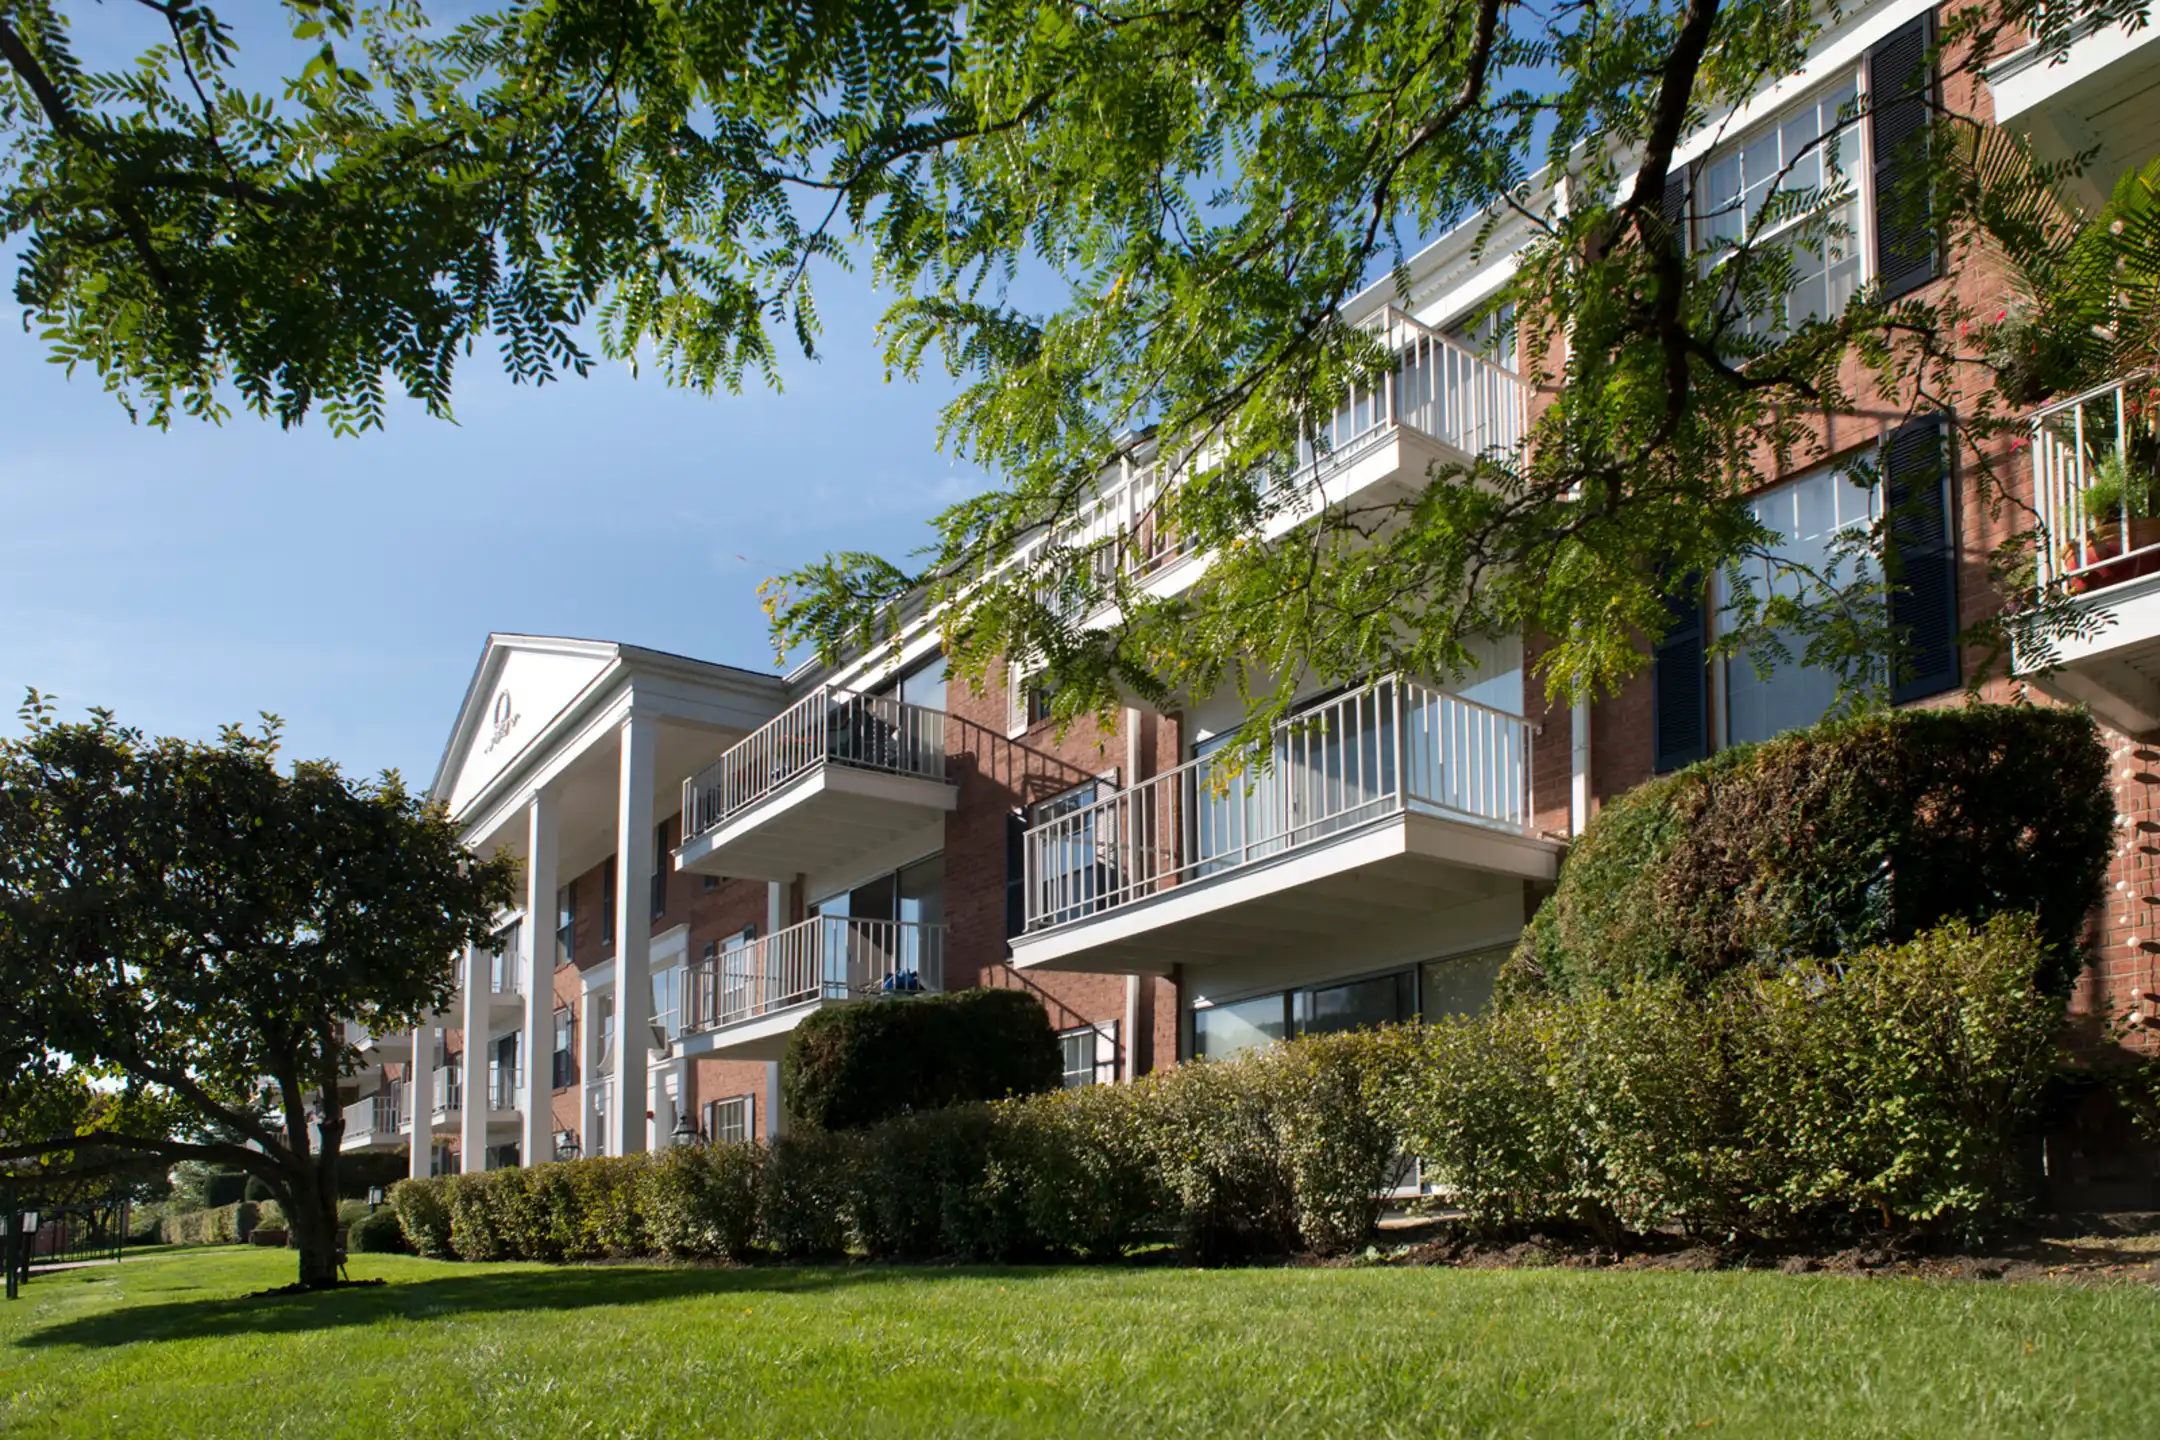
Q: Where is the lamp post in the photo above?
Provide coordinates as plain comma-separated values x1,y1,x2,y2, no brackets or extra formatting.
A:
365,1185,385,1214
553,1129,581,1162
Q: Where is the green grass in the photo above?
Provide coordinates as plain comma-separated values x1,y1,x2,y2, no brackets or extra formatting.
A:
2,1247,2155,1438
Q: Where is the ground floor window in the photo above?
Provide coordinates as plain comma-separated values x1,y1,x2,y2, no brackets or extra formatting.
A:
1192,946,1512,1061
702,1094,755,1145
1059,1021,1120,1088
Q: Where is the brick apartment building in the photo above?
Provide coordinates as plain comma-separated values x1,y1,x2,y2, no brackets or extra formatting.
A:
337,0,2160,1197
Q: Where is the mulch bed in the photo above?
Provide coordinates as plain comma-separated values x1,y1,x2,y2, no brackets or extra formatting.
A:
1346,1214,2160,1285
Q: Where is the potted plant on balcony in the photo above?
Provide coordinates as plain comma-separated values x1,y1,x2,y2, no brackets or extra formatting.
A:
2070,436,2160,591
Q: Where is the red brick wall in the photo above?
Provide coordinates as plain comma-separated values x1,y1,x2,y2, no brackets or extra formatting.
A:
943,664,1183,1074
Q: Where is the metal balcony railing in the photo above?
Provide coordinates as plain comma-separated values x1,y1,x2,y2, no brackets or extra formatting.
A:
2033,374,2160,590
1014,306,1525,599
682,916,946,1035
1022,678,1532,932
432,1065,463,1115
489,1061,524,1113
681,687,948,842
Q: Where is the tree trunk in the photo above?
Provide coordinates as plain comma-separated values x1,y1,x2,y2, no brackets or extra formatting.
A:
284,1165,344,1288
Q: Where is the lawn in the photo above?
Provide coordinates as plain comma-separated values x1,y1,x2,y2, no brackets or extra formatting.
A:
1,1247,2156,1438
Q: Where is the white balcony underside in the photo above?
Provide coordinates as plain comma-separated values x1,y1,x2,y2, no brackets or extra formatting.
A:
674,1001,832,1062
1009,809,1561,976
339,1130,405,1154
676,763,958,880
1129,427,1481,607
2019,569,2160,733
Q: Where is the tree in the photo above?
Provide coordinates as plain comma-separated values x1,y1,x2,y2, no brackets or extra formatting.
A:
0,1,2147,726
0,695,516,1288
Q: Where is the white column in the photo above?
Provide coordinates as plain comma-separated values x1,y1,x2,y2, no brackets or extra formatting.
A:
578,984,604,1158
408,1018,435,1179
459,942,488,1169
522,791,558,1167
1570,696,1593,836
764,880,787,1139
611,711,656,1155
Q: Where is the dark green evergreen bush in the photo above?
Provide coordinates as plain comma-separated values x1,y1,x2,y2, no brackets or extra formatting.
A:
782,987,1061,1131
1506,706,2111,1000
347,1206,409,1254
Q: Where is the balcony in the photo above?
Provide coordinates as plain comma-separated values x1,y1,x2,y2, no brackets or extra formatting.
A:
675,915,947,1061
1009,679,1561,975
2019,374,2160,731
340,1093,405,1153
675,687,958,881
1055,308,1526,604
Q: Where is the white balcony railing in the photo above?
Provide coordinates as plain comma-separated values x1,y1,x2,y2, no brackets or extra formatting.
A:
1023,678,1531,932
682,687,947,842
1036,308,1527,591
488,1060,523,1113
433,1065,463,1115
2033,374,2160,591
681,916,946,1035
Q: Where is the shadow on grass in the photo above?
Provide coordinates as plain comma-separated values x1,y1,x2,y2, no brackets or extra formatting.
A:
22,1259,1058,1350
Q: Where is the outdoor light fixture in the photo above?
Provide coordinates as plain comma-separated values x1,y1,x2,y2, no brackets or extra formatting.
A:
554,1129,581,1162
365,1185,386,1212
670,1114,698,1148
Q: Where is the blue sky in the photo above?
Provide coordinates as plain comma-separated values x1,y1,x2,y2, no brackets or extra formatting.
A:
0,275,976,784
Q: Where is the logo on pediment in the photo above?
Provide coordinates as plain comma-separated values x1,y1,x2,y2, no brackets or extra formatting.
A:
482,689,520,754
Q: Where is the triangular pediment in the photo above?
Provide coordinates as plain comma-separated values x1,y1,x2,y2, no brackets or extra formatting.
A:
434,636,618,819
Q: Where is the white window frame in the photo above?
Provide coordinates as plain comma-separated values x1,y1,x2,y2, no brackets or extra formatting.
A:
703,1093,755,1145
1059,1021,1120,1089
1693,67,1873,339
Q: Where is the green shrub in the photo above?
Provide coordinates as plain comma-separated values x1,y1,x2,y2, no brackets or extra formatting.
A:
1507,707,2111,1000
198,1170,248,1208
347,1206,409,1254
444,1170,515,1262
157,1201,255,1246
784,987,1061,1131
243,1175,276,1203
248,1226,289,1247
390,1177,454,1258
639,1144,763,1261
757,1131,852,1258
1391,915,2065,1240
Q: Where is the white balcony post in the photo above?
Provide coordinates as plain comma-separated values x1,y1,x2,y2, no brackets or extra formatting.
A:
459,941,488,1169
521,789,557,1168
1392,678,1410,808
408,1017,435,1180
612,710,657,1156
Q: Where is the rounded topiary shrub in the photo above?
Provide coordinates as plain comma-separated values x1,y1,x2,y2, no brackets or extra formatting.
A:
347,1206,410,1254
1507,705,2111,999
782,986,1061,1131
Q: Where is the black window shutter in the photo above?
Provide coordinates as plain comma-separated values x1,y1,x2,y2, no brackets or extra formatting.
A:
1885,413,1959,702
1004,811,1026,943
1869,14,1939,301
1653,574,1709,772
1661,167,1690,255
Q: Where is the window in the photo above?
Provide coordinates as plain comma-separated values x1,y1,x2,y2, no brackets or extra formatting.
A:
1060,1021,1120,1088
490,920,521,995
702,1094,755,1145
601,856,617,950
651,821,670,919
652,961,684,1042
1030,781,1108,927
492,1034,519,1110
1193,992,1290,1062
1295,971,1415,1037
1447,300,1517,372
893,653,948,712
701,873,720,893
597,993,615,1074
1420,948,1507,1020
556,882,576,966
1715,463,1881,746
552,1005,577,1089
1693,73,1865,340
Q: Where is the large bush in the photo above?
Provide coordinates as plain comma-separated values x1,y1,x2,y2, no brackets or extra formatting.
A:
158,1200,260,1246
1507,706,2110,1000
347,1206,409,1254
1386,915,2065,1240
783,987,1061,1131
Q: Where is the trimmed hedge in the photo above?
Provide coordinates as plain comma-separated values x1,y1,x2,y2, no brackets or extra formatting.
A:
1383,915,2064,1240
158,1200,262,1246
1506,706,2111,1000
783,986,1062,1131
347,1207,409,1254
